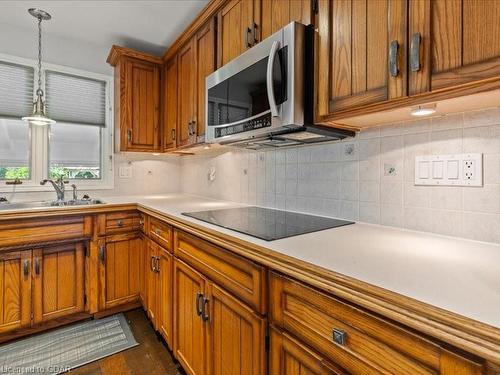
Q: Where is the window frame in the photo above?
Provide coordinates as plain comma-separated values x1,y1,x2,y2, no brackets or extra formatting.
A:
0,52,114,192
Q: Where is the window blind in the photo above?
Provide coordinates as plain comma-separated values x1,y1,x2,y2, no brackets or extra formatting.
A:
45,70,106,126
0,61,34,119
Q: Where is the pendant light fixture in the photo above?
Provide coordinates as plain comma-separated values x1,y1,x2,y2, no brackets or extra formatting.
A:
22,8,55,126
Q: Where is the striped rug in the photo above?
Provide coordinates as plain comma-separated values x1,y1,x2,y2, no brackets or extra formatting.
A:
0,314,138,374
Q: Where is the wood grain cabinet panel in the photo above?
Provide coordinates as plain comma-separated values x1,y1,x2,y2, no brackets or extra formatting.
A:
270,272,485,375
32,243,85,324
0,250,31,333
409,0,500,94
316,0,407,118
149,217,173,252
174,229,266,314
102,211,144,235
207,283,266,375
98,233,142,310
163,56,178,151
217,0,255,67
177,39,197,148
157,245,173,349
173,259,208,375
270,327,344,375
260,0,312,40
146,239,159,327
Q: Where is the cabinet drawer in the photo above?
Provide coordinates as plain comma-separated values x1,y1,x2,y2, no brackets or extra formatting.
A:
270,273,484,375
149,217,172,251
0,216,91,250
174,230,266,314
105,211,143,234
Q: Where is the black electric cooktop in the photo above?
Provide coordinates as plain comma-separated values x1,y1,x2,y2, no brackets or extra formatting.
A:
182,206,354,241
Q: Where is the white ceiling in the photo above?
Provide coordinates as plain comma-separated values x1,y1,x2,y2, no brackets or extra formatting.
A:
0,1,208,74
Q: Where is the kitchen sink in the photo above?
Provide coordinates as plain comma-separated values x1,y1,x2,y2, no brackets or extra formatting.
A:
0,199,105,210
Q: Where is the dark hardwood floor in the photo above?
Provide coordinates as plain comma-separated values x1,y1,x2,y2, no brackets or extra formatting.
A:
70,309,181,375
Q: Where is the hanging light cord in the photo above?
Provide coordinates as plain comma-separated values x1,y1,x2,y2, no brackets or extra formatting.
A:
37,15,43,96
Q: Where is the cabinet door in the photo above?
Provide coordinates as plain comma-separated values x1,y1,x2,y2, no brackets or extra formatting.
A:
146,239,158,327
177,40,197,148
33,243,85,324
409,0,500,95
217,0,255,67
99,233,142,310
157,246,173,349
0,250,31,333
139,235,147,309
207,283,266,375
163,56,178,151
173,259,208,375
269,327,343,375
124,58,161,151
317,0,407,117
195,19,216,143
261,0,312,40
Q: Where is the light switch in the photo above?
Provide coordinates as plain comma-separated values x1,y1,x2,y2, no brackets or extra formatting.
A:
418,161,429,178
432,161,444,179
447,160,459,179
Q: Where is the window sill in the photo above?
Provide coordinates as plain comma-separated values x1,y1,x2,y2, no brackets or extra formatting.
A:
0,183,114,193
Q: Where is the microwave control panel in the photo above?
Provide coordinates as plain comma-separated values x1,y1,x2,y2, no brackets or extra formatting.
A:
215,113,272,139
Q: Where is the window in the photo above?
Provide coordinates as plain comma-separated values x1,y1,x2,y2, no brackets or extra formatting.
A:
0,53,113,191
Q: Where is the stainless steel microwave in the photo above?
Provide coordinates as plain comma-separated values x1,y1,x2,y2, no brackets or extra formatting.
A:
205,22,305,144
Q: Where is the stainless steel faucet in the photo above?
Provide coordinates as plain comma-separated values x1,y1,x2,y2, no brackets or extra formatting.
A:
71,184,78,201
40,176,68,202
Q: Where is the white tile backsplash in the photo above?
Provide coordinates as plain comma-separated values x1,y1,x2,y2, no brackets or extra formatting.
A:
178,107,500,244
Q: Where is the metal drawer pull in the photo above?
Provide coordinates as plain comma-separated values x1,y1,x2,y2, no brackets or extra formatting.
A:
410,32,421,72
155,256,160,273
201,297,210,322
196,292,204,316
23,259,30,277
35,258,41,275
389,40,399,77
99,245,105,263
150,256,156,272
333,328,347,345
117,219,124,227
155,228,161,236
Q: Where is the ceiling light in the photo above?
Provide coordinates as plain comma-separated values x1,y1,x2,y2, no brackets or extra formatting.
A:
22,9,55,127
152,153,160,156
410,104,437,117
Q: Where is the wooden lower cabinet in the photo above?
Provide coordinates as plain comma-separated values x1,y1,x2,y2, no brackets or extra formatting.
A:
173,259,208,375
99,233,143,310
270,327,343,375
32,243,85,324
157,245,173,348
146,239,159,327
0,250,31,333
207,282,266,374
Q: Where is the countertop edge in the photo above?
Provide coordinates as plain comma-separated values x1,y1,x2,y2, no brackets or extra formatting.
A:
1,200,499,363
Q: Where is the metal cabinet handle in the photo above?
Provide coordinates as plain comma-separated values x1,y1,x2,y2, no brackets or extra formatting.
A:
389,40,399,77
201,297,210,322
251,22,258,45
410,32,421,72
117,219,124,227
23,259,30,277
35,257,40,275
155,256,160,273
171,129,176,140
196,292,204,316
127,129,132,143
99,245,105,263
333,328,347,345
246,26,253,47
150,256,156,272
155,228,161,236
187,121,192,136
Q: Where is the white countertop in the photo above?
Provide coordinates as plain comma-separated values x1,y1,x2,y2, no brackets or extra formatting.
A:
4,194,500,328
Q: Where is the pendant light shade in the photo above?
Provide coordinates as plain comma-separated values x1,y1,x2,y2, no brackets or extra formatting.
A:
22,8,55,127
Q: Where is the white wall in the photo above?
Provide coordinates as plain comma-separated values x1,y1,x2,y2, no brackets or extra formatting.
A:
180,107,500,244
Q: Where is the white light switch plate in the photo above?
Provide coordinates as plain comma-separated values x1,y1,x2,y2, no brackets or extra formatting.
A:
415,153,482,187
119,165,132,178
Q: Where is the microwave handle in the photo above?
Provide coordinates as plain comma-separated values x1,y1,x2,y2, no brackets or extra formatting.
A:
266,40,280,118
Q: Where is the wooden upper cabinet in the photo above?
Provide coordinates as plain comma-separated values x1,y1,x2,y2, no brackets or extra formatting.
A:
107,46,162,152
32,243,85,324
316,0,407,118
217,0,256,67
0,250,31,334
260,0,313,40
177,39,197,148
409,0,500,95
163,56,178,151
195,19,216,143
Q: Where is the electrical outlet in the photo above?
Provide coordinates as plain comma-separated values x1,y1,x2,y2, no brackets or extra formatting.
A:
415,153,482,187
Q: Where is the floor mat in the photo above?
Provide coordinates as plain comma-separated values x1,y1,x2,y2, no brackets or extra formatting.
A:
0,313,138,374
